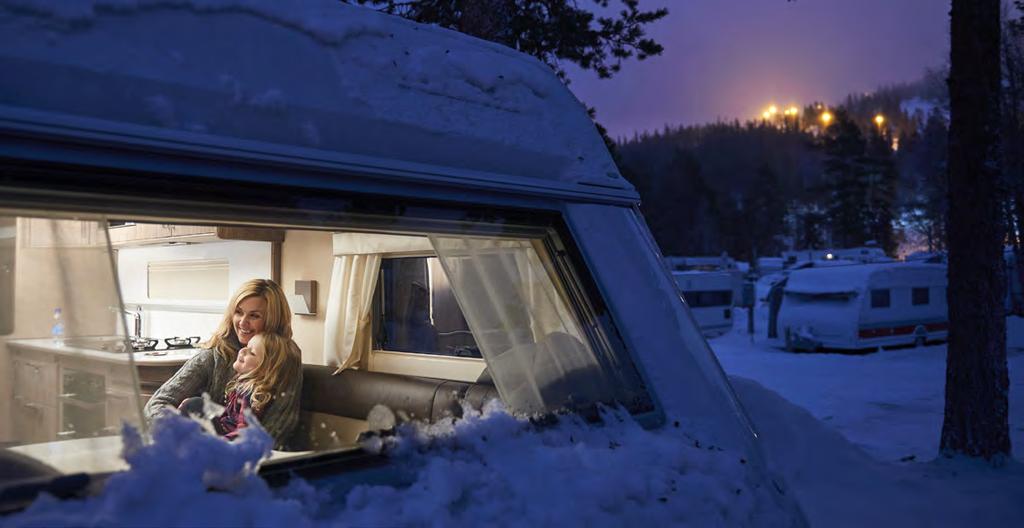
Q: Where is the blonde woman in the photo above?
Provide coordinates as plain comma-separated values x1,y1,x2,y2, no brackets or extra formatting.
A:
145,279,302,449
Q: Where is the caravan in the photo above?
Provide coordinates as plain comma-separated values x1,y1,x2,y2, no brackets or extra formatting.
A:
0,0,802,520
672,271,735,337
777,263,948,351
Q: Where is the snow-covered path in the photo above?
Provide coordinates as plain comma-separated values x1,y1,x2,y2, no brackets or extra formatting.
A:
710,314,1024,526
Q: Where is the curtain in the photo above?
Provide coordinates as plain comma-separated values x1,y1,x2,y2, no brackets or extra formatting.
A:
429,236,612,413
323,254,381,372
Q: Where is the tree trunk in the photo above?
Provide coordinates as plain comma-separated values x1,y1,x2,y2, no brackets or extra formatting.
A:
941,0,1011,460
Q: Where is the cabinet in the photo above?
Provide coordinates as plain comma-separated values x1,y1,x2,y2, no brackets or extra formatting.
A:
108,224,285,247
9,348,150,442
19,218,101,248
10,352,58,443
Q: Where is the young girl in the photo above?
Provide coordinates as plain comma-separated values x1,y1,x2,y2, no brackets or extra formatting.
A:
181,332,301,440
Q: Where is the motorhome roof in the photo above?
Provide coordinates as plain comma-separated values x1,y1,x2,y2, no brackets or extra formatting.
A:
785,262,946,295
0,0,632,203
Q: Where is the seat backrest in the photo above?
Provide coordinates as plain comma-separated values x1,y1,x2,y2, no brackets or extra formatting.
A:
300,365,500,424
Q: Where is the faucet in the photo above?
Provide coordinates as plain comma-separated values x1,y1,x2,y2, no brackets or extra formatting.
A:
121,305,142,339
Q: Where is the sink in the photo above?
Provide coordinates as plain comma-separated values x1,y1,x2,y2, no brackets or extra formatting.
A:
60,336,131,353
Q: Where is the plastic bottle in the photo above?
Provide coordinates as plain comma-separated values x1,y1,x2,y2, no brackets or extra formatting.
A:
51,307,65,346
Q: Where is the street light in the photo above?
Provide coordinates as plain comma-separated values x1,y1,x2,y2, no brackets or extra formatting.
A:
874,114,885,127
820,111,833,126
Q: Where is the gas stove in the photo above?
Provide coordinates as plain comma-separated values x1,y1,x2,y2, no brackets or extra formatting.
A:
128,336,202,352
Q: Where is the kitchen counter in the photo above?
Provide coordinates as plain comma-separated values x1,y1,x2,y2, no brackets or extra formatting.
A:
7,337,201,366
8,434,316,476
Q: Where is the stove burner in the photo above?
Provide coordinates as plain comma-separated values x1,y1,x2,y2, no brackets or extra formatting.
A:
164,336,201,349
130,337,158,351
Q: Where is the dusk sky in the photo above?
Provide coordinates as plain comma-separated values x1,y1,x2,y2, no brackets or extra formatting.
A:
568,0,950,139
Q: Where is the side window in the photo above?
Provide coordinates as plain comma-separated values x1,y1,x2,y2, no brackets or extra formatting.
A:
373,256,481,358
912,287,930,306
871,288,890,308
682,290,732,307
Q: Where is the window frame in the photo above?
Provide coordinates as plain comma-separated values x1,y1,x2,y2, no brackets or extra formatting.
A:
0,163,658,485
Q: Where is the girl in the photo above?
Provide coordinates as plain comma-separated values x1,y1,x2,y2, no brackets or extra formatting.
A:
216,332,301,439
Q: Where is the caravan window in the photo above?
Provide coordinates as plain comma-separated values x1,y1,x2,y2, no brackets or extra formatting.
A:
682,290,733,308
373,257,480,358
912,287,930,306
871,288,891,308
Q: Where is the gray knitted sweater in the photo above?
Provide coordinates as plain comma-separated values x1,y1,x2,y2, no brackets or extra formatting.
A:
143,347,302,449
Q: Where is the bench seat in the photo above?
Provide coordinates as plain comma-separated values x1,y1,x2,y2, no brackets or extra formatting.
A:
288,365,499,451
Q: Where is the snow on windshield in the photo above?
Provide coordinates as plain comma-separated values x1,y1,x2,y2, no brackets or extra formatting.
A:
5,404,796,526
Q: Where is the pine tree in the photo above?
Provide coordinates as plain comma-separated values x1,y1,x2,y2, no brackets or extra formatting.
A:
864,128,899,255
342,0,668,80
746,165,787,257
823,110,871,248
942,0,1010,461
908,109,950,251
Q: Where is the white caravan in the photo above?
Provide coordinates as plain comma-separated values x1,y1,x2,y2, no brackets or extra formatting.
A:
777,263,948,351
672,271,735,337
0,0,803,521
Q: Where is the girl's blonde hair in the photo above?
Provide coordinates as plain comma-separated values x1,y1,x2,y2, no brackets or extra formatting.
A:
205,278,292,362
225,333,301,413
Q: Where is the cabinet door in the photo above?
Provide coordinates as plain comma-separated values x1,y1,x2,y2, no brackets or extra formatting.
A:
12,356,57,407
11,400,58,443
19,218,98,248
105,386,140,435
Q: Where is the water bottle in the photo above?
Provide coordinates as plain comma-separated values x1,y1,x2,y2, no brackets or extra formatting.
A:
51,307,65,346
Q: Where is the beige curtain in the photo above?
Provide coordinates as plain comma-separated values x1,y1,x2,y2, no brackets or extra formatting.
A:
323,254,381,372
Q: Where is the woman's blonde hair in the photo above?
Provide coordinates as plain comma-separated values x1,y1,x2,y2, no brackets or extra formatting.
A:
205,278,292,361
225,333,301,413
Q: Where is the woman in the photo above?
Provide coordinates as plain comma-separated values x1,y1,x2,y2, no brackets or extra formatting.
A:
144,279,303,449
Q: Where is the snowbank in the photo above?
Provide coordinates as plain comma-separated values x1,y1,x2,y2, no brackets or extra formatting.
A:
732,376,1024,528
6,403,800,527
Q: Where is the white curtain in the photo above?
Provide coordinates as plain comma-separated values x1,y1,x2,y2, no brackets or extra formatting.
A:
323,254,381,372
428,236,611,413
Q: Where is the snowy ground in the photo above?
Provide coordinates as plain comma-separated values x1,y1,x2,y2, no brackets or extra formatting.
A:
711,310,1024,526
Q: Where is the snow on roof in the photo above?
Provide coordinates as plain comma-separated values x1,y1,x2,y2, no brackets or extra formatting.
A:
785,262,946,295
0,0,628,192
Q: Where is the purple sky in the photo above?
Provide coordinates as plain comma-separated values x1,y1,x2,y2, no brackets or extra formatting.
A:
567,0,950,139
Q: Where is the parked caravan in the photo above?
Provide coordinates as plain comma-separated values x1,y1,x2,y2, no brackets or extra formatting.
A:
665,255,743,306
777,263,948,351
782,246,893,267
0,1,803,521
672,271,734,337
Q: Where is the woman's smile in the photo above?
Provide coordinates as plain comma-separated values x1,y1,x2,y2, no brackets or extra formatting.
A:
233,296,267,345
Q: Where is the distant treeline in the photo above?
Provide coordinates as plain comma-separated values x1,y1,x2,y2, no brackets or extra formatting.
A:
617,8,1024,264
617,69,950,262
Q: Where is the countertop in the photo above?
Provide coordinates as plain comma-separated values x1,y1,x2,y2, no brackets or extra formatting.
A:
9,435,315,476
7,337,201,366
